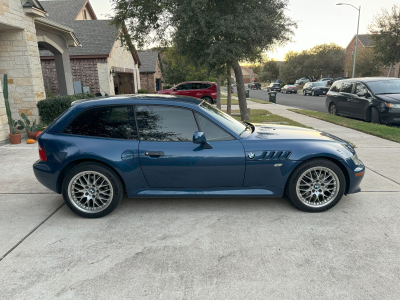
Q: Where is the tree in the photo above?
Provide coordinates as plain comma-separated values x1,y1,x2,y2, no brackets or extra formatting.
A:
111,0,296,120
278,43,345,83
258,60,280,83
369,4,400,76
159,46,215,85
345,48,382,77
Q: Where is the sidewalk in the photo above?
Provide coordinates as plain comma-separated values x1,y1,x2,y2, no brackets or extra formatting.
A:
220,95,400,190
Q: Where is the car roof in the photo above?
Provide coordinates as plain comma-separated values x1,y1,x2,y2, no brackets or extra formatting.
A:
71,94,203,107
338,77,400,83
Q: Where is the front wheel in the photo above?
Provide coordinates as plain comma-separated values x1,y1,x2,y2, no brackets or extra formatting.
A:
285,159,346,212
62,162,124,218
329,103,338,115
371,107,381,124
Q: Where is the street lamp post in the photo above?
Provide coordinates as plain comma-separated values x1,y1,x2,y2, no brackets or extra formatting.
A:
337,3,361,78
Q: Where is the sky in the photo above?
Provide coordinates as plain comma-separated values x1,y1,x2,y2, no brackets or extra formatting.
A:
89,0,397,61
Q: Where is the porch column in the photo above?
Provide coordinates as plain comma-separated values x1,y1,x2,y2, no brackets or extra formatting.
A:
54,52,74,95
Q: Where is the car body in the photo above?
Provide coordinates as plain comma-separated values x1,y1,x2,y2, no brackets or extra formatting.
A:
326,77,400,124
295,77,310,85
157,81,216,104
281,85,298,94
303,82,330,96
267,83,281,92
33,95,365,218
251,82,261,90
317,78,334,86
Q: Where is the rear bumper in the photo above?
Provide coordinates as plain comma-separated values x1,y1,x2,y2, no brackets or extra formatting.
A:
33,160,62,193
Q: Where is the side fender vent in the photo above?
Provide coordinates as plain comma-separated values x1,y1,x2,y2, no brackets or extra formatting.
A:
263,151,291,160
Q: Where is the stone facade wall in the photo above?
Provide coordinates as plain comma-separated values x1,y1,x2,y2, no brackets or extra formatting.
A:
107,39,139,95
0,80,7,141
41,58,106,95
0,0,46,141
345,36,400,78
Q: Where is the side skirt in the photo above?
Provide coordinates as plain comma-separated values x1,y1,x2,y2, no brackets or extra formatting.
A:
127,187,284,198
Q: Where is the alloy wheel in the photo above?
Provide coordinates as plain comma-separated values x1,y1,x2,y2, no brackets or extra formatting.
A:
68,171,114,213
330,104,337,115
295,167,339,208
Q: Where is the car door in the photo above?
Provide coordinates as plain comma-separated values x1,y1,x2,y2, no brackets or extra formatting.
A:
136,105,246,188
349,82,373,119
190,82,205,98
337,81,354,116
173,83,192,96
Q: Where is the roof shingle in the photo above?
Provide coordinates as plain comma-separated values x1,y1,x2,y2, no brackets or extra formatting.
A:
137,51,159,73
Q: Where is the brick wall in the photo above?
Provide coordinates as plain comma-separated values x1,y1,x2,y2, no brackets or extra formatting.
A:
41,58,106,95
140,73,156,93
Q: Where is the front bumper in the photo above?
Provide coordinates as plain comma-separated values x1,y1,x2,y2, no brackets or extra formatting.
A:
345,159,365,195
380,109,400,124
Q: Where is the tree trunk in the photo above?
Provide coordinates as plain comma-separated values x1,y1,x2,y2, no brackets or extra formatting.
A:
387,62,393,77
216,74,221,109
226,63,232,115
233,61,249,121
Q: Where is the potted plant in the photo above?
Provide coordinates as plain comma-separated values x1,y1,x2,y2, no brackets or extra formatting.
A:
3,74,21,144
16,113,44,139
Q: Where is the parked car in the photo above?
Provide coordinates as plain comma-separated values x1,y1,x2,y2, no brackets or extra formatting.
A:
303,82,330,96
281,85,298,94
33,95,364,218
317,78,334,86
251,82,261,90
295,77,310,85
326,77,400,124
157,81,216,104
267,83,282,92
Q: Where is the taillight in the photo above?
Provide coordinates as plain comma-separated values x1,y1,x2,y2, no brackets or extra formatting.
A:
39,145,47,162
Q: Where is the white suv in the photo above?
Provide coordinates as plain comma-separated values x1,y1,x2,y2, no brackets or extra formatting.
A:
295,77,310,85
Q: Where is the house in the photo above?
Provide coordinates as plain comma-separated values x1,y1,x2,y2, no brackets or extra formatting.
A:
0,0,80,142
137,51,163,93
39,0,141,96
345,34,400,78
231,66,258,84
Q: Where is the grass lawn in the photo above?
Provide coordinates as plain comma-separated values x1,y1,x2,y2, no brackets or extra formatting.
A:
289,109,400,143
229,109,312,129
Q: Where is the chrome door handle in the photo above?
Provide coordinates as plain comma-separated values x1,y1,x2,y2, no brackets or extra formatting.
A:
145,151,164,157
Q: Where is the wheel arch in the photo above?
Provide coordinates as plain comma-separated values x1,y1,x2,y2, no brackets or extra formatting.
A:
56,158,126,194
285,156,350,195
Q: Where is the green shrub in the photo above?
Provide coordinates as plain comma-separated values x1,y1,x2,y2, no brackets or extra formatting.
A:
37,93,96,125
163,85,173,89
138,89,148,93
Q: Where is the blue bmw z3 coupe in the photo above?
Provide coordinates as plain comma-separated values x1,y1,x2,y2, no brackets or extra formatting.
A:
33,95,365,218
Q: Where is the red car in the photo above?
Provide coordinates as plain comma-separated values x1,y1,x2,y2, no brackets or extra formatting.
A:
157,81,217,104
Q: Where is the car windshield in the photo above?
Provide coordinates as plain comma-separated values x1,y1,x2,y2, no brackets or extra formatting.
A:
367,79,400,94
312,83,326,87
199,102,246,136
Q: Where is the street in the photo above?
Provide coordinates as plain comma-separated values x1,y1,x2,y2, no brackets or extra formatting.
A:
234,87,328,113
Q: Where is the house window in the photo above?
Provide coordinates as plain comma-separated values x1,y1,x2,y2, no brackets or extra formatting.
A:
83,10,87,19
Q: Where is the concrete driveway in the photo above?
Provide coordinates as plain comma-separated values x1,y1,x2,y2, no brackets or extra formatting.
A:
1,134,400,299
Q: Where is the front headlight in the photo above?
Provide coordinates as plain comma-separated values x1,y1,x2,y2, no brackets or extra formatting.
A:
385,103,400,108
350,154,360,166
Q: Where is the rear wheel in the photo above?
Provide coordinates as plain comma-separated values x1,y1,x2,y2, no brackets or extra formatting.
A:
62,162,124,218
201,96,213,104
329,103,338,115
371,107,381,124
285,159,346,212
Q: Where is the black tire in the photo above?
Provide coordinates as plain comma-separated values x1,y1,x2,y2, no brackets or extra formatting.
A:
62,162,124,218
371,107,381,124
202,96,213,104
285,158,346,212
329,103,338,115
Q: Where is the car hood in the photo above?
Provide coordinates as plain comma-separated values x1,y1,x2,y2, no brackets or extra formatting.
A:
246,123,349,143
376,94,400,103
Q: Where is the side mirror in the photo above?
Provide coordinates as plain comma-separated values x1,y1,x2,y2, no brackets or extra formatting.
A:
193,131,213,149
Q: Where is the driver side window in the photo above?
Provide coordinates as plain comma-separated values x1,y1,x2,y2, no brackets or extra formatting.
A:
176,83,192,91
